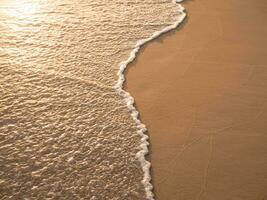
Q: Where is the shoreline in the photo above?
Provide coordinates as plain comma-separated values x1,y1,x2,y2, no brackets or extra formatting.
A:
117,1,186,199
126,0,267,199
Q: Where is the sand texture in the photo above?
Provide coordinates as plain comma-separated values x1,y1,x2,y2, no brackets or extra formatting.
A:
126,0,267,199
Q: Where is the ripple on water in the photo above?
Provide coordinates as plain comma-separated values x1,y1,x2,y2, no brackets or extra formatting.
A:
0,0,184,199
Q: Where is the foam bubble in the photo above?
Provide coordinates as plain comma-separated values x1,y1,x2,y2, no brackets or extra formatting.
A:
115,1,186,199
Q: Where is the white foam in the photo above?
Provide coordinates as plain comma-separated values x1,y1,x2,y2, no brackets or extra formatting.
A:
114,1,186,199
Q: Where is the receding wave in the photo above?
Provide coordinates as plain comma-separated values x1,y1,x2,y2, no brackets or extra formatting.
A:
0,0,185,199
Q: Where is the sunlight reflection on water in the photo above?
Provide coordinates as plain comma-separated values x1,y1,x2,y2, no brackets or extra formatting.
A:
2,0,41,19
0,0,44,32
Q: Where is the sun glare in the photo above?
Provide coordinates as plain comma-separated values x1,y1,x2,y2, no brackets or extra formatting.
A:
3,0,40,19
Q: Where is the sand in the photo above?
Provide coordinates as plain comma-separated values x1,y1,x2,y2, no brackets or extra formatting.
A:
125,0,267,199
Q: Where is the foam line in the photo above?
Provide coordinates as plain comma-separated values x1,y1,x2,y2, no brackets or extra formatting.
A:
114,1,186,199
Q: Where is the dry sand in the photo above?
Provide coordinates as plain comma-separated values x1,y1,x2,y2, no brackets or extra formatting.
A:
125,0,267,199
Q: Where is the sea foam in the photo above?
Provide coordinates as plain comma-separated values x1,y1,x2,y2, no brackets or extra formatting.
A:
115,1,186,199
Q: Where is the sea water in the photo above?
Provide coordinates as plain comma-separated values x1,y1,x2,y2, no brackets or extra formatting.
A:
0,0,185,199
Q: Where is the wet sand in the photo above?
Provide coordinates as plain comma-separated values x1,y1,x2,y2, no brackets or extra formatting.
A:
125,0,267,199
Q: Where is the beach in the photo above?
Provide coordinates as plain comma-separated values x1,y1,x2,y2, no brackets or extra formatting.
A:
0,1,184,199
126,0,267,199
1,0,266,199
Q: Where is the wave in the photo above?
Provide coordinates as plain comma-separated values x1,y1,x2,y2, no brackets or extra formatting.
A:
115,1,186,199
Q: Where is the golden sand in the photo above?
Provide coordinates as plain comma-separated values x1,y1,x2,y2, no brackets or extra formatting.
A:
126,0,267,199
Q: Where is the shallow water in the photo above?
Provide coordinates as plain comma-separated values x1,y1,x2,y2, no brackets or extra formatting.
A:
0,0,183,199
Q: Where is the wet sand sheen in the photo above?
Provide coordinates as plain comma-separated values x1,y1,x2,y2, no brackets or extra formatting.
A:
126,0,267,199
